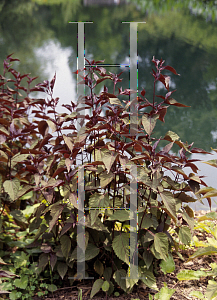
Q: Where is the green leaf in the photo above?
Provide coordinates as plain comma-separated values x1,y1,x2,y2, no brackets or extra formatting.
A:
94,259,104,276
140,268,158,290
188,246,217,261
60,235,71,259
160,191,178,223
3,178,20,201
102,280,110,292
138,213,158,229
0,257,7,265
10,209,28,224
189,291,206,300
142,114,159,136
57,262,68,279
183,207,195,231
179,226,192,245
143,250,154,269
16,185,33,200
101,149,118,173
198,211,217,221
90,279,103,299
153,233,168,261
14,275,28,289
71,243,100,262
89,192,109,208
11,153,29,168
47,284,57,292
108,210,130,222
113,269,127,292
177,269,207,281
206,280,217,300
160,254,175,274
112,233,129,264
0,281,13,291
49,204,64,232
154,283,175,300
99,171,115,188
104,267,112,281
9,291,22,300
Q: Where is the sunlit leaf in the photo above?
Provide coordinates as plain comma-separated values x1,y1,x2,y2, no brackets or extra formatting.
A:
160,254,175,274
3,178,20,201
142,114,159,136
187,246,217,261
153,232,168,261
179,226,192,245
206,280,217,300
112,233,129,264
177,269,207,281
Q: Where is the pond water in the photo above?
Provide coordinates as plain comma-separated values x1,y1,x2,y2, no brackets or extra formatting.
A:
1,0,217,210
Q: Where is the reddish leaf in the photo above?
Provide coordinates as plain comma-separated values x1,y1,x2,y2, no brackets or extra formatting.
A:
39,133,52,150
158,106,168,122
191,148,211,154
52,167,66,178
141,88,146,97
163,65,180,76
38,120,49,137
165,98,190,107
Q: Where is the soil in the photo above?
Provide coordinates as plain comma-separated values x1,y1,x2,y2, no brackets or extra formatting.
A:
34,210,216,300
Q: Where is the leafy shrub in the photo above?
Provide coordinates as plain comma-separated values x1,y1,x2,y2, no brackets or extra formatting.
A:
0,54,211,298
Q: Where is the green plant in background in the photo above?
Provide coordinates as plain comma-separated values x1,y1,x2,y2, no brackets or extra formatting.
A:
149,283,175,300
176,211,217,300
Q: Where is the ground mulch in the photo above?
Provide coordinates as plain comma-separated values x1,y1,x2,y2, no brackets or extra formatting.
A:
35,210,216,300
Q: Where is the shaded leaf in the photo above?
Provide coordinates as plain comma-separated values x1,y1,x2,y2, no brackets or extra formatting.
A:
90,279,104,299
57,262,68,279
47,284,57,292
112,233,129,264
113,269,127,292
38,120,49,137
60,235,71,259
140,268,158,290
94,259,104,276
10,210,27,224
